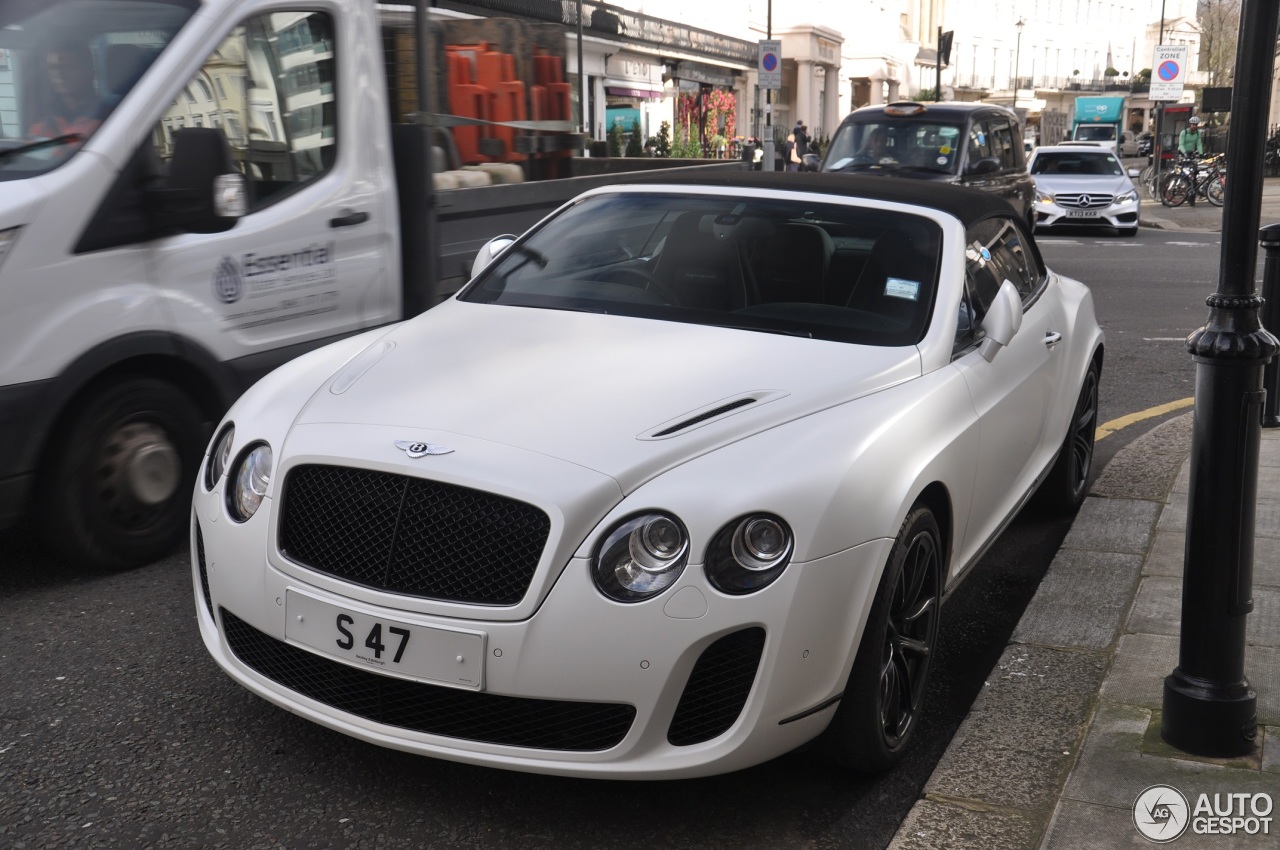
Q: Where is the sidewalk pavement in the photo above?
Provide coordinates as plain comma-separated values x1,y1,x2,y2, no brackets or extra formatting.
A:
885,413,1279,849
1140,175,1280,233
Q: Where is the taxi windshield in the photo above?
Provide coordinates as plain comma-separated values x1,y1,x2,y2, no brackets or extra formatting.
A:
0,0,198,179
823,121,964,176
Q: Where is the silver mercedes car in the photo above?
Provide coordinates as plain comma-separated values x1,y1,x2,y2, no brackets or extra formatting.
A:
1028,143,1141,237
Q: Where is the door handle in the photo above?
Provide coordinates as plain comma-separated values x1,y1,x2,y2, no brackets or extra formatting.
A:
1044,331,1063,348
329,210,369,228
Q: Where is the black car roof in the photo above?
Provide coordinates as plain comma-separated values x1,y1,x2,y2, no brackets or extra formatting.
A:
603,170,1020,229
848,101,1016,118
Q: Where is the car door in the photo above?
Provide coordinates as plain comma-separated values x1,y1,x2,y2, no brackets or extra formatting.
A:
147,6,398,373
950,215,1068,565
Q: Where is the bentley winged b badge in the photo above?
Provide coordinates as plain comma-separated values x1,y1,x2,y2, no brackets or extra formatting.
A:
395,440,454,458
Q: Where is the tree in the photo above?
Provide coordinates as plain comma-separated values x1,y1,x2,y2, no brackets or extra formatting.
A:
1198,0,1241,85
626,119,643,157
652,120,672,157
607,121,625,157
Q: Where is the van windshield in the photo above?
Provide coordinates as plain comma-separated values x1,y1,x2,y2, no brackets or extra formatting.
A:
822,121,964,176
0,0,198,179
1074,125,1117,142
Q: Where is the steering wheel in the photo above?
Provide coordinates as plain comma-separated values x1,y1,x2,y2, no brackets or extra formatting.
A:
599,267,680,305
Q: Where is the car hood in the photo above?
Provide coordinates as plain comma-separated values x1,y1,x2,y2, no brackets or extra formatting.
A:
1033,175,1135,195
294,300,922,493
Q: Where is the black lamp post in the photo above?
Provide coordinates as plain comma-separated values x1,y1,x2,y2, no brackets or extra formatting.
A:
1161,0,1280,758
1013,18,1025,99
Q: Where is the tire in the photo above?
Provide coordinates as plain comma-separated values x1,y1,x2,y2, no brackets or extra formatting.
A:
1206,175,1225,207
1035,361,1099,514
37,377,209,570
1162,174,1190,207
819,506,943,773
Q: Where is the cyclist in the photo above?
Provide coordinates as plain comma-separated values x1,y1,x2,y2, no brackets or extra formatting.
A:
1177,117,1206,205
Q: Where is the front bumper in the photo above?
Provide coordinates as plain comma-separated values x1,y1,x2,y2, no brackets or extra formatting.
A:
1034,196,1141,231
191,504,891,779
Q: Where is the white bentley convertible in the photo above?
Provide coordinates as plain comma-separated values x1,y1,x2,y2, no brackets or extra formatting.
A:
192,173,1103,779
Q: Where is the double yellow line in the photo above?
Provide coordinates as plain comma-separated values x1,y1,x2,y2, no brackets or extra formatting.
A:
1095,397,1195,441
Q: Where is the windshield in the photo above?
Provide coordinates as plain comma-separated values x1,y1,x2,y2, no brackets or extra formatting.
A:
0,0,198,179
1074,125,1117,142
460,192,944,347
1030,151,1124,177
822,120,964,176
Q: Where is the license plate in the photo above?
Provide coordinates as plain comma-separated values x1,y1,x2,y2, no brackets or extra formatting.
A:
285,590,484,690
1065,209,1099,218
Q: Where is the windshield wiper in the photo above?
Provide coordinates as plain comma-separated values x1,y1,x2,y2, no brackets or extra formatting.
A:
0,134,83,161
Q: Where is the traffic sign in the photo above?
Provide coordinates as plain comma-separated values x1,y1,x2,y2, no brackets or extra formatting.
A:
1150,44,1188,101
758,40,781,90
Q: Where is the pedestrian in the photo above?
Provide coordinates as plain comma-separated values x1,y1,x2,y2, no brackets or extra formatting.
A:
28,42,103,148
794,121,809,158
785,132,799,171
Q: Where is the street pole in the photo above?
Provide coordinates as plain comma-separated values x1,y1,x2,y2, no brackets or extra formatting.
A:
763,0,774,171
1161,0,1280,758
576,0,585,136
1013,18,1024,106
936,26,941,103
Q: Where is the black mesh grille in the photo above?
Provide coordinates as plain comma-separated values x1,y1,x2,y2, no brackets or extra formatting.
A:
279,465,551,604
196,521,213,617
668,628,766,746
221,609,635,751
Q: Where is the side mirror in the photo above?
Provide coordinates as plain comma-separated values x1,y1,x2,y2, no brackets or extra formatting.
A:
470,234,517,279
160,128,245,233
966,156,1000,175
978,279,1024,362
1127,167,1141,177
801,152,821,172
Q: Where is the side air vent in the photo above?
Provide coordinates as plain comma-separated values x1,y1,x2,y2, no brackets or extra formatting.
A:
639,391,789,440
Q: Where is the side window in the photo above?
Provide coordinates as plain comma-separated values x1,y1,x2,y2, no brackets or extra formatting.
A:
154,11,336,212
988,118,1019,170
967,120,992,164
964,215,1045,322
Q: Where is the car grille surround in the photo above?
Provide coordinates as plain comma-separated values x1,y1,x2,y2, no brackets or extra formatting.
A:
668,627,766,746
279,464,551,605
1055,192,1115,209
220,608,636,751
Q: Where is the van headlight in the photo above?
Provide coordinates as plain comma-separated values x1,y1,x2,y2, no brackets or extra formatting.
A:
592,512,689,601
227,442,272,522
705,514,793,594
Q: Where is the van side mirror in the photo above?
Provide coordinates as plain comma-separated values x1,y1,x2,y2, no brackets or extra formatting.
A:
978,279,1024,362
470,234,517,279
966,157,1001,175
159,128,245,233
801,152,821,172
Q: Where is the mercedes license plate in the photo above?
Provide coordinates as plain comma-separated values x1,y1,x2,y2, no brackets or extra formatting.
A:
285,590,484,689
1065,209,1099,218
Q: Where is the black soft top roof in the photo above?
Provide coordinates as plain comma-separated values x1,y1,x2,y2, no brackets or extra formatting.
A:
603,170,1020,229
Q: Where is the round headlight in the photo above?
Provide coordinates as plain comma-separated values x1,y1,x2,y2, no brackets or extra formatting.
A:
706,514,793,595
204,424,235,491
228,442,272,522
593,512,689,602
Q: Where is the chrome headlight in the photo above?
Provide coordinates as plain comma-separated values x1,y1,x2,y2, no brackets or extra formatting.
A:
227,442,272,522
1114,190,1138,204
204,424,235,490
1035,189,1055,204
592,512,689,602
0,227,19,272
705,514,794,595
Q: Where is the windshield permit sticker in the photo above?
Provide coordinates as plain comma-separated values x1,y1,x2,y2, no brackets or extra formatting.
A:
939,145,952,155
936,156,949,165
830,157,853,170
885,278,920,301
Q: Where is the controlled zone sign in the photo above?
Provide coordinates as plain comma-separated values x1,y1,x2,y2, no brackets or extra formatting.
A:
1150,45,1188,101
758,40,781,90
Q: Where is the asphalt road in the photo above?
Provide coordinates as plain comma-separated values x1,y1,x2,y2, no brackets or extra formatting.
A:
0,229,1226,850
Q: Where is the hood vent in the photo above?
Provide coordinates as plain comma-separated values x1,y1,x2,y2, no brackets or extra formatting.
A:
640,391,789,440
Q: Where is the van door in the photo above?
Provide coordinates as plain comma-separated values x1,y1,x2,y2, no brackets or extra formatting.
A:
148,7,399,383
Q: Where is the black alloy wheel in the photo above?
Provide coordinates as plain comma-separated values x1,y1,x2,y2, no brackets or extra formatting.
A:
1036,361,1100,514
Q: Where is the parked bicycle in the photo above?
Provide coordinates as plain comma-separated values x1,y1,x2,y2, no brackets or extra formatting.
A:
1160,153,1225,208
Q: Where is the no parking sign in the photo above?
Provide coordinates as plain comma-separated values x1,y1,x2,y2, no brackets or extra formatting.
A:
758,40,781,90
1150,45,1188,101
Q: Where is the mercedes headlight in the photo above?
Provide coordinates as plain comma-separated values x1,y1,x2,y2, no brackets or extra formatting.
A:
1035,189,1055,204
705,514,794,595
204,424,235,491
1115,190,1138,204
227,442,272,522
592,512,689,602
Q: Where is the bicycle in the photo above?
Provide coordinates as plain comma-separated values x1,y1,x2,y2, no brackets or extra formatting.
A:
1161,154,1225,208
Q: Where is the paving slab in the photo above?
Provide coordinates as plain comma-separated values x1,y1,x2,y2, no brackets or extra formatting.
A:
1043,796,1277,849
891,799,1042,850
1013,550,1144,651
923,644,1106,811
1059,498,1162,555
1098,633,1178,710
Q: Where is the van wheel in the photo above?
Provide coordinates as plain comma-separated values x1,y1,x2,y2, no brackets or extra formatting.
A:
38,377,208,570
819,506,942,772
